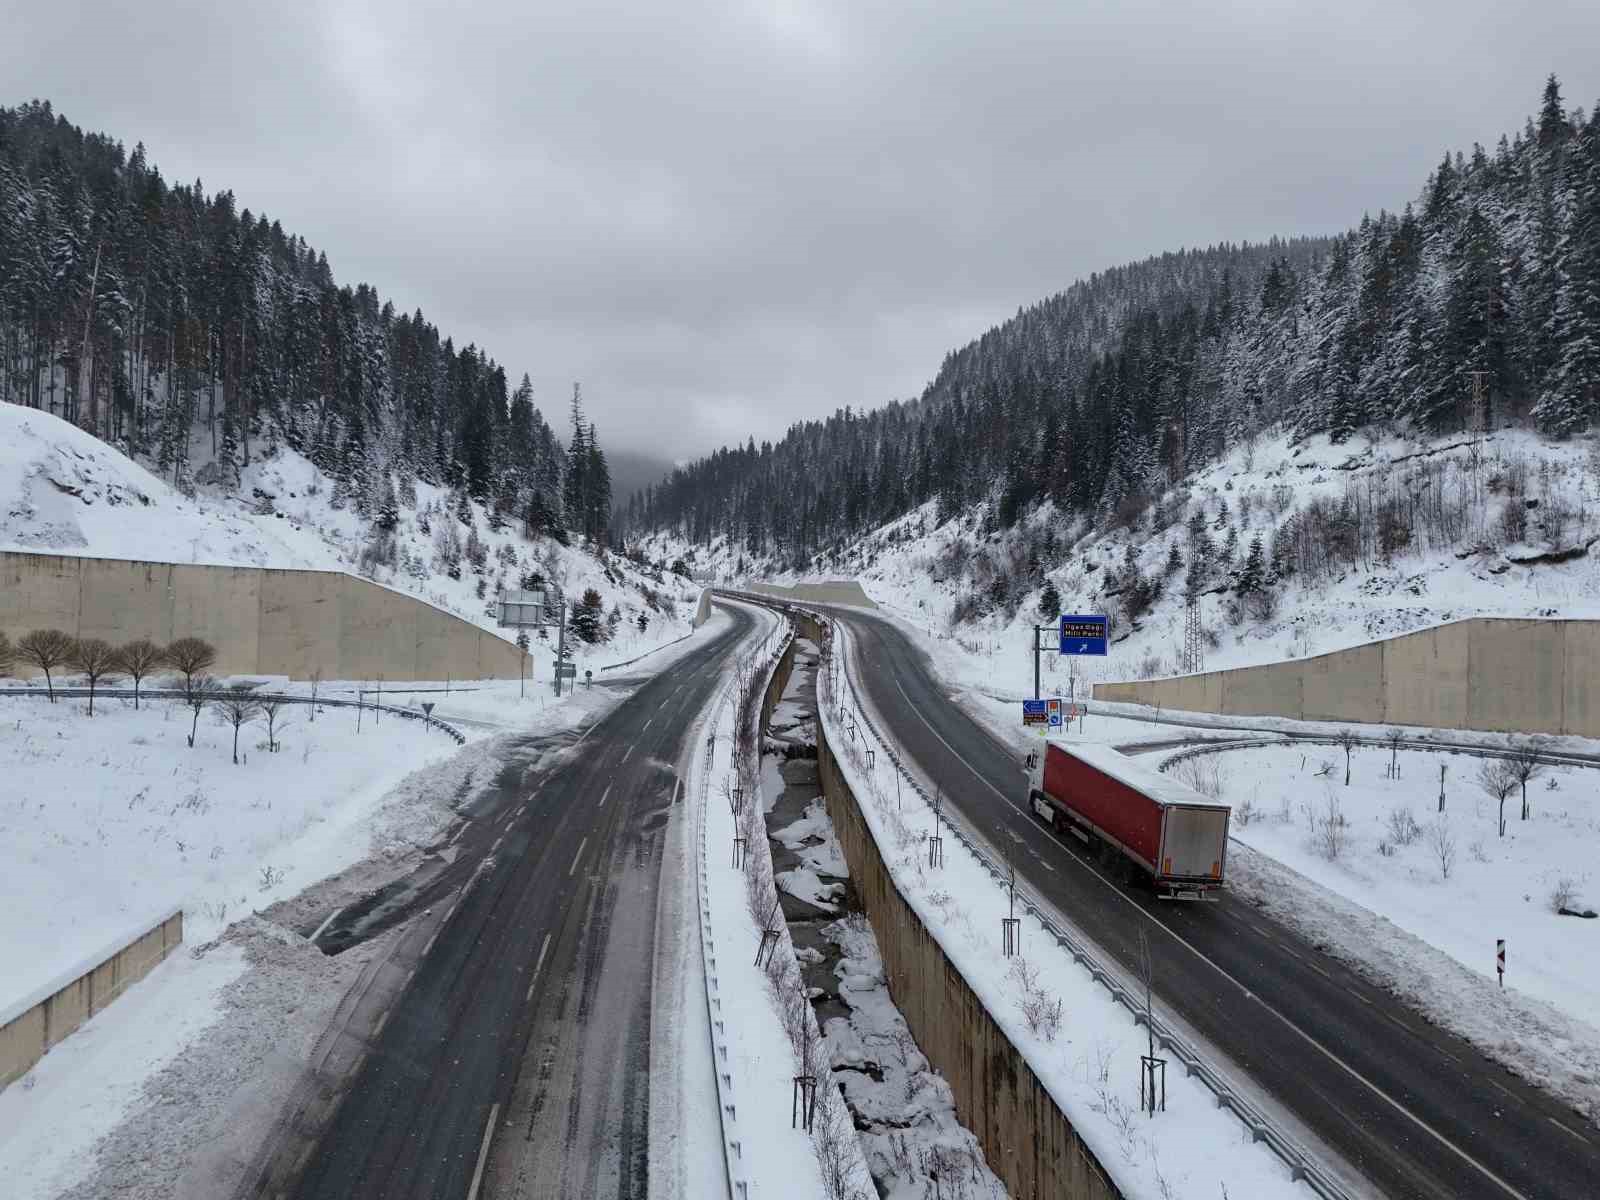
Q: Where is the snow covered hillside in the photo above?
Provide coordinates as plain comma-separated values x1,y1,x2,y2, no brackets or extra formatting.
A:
651,424,1600,700
0,401,703,680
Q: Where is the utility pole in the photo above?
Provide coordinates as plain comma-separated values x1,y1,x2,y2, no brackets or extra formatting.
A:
1469,369,1489,435
554,599,568,697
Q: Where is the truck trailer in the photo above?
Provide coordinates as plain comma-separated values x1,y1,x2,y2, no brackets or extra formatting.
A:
1026,742,1230,898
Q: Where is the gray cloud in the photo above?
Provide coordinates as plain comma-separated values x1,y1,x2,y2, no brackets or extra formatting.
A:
8,1,1599,463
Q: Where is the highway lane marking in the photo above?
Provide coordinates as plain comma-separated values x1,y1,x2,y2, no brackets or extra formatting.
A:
887,672,1012,805
1548,1115,1593,1146
569,837,588,876
1489,1079,1520,1103
865,658,1538,1200
465,1101,500,1200
526,932,553,1001
599,784,612,809
310,905,343,943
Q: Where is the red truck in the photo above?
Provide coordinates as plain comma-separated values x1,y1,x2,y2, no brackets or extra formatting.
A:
1026,742,1230,899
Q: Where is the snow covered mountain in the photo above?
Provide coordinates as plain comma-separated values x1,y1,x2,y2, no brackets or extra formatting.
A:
1,401,703,675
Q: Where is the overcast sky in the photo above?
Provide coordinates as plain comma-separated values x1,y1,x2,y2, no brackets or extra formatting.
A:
6,2,1598,464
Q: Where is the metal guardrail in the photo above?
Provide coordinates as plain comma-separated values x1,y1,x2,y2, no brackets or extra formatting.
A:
688,606,796,1200
0,685,468,745
1155,729,1600,775
799,611,1354,1200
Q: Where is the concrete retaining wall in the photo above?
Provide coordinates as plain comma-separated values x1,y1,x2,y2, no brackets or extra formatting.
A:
1,910,183,1090
816,721,1122,1199
1094,617,1600,737
0,551,523,682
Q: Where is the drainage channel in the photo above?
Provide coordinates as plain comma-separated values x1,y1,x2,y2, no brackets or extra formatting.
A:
763,640,1005,1200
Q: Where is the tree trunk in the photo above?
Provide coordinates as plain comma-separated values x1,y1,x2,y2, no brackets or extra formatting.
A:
80,240,103,435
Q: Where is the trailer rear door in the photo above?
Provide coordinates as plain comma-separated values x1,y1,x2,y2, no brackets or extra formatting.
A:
1159,805,1229,881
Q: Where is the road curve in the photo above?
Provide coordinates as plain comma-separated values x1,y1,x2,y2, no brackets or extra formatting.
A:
277,602,756,1200
822,604,1596,1200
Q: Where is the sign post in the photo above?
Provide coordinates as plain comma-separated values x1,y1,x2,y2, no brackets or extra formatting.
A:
1497,939,1505,987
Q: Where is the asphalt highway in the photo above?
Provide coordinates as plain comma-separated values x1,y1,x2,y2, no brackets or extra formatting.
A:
827,606,1598,1200
274,602,756,1200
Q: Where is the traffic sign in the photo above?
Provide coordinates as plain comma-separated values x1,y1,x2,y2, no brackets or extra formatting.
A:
1059,614,1108,656
557,663,578,678
1022,699,1048,728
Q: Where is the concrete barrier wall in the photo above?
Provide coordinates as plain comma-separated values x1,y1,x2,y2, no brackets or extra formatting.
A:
816,721,1122,1200
0,551,523,682
1,911,183,1090
746,579,878,609
1094,617,1600,738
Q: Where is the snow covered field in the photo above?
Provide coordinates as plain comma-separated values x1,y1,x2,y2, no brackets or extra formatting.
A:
0,691,470,1010
1215,743,1598,1018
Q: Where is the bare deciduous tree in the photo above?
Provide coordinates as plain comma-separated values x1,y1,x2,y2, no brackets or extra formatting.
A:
165,637,218,702
1427,816,1457,879
1506,736,1548,821
69,637,121,716
16,629,77,702
1334,728,1358,786
1476,757,1520,838
111,639,165,709
211,685,262,765
184,674,219,748
1384,728,1405,779
259,697,290,753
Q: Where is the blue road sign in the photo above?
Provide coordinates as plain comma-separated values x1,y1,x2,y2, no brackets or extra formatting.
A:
1022,699,1049,728
1059,614,1108,656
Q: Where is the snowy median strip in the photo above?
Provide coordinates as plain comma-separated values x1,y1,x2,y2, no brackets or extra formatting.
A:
688,601,874,1199
817,614,1349,1200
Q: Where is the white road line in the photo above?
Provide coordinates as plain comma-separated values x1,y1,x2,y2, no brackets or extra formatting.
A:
465,1102,500,1200
599,784,611,809
310,905,343,943
526,932,553,1002
870,656,1535,1200
569,837,588,876
887,673,1012,805
1548,1115,1593,1146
